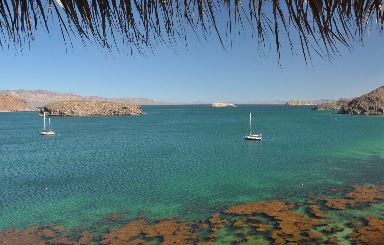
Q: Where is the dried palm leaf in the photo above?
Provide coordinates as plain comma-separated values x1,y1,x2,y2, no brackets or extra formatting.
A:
0,0,382,61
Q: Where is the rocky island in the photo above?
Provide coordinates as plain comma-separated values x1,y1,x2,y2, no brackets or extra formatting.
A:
285,100,313,106
42,100,143,116
0,94,35,112
339,86,384,115
211,102,237,108
313,99,350,111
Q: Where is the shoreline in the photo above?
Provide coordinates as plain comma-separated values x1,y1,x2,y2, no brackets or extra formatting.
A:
0,109,37,113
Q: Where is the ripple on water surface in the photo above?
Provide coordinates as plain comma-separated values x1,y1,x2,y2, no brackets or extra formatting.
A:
1,106,384,230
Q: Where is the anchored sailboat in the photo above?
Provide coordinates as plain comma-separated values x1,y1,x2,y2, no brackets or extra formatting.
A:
244,113,262,141
40,112,55,136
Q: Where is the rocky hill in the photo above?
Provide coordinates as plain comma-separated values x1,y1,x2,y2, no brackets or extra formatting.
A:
0,94,35,112
0,90,166,107
43,100,143,116
313,99,350,111
339,86,384,115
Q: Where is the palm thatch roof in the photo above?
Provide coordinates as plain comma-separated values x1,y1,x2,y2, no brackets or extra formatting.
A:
0,0,383,61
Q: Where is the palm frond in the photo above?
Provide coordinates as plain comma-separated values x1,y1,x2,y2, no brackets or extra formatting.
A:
0,0,383,60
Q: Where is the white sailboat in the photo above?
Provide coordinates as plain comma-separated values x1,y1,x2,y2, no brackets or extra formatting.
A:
244,113,262,141
40,112,55,136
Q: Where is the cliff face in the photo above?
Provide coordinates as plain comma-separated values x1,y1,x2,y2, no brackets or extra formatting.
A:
0,94,35,112
43,100,143,116
339,86,384,115
313,99,350,111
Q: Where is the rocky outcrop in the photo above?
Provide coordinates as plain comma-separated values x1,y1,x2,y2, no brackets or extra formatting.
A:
313,99,350,111
339,86,384,115
0,94,35,112
211,102,237,107
43,100,143,116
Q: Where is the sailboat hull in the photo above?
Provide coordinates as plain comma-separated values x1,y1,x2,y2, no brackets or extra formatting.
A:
40,130,55,136
245,134,262,140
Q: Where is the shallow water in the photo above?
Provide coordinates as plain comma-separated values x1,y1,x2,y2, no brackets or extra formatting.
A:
1,105,384,231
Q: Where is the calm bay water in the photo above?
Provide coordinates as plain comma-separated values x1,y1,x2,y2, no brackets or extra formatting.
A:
1,105,384,230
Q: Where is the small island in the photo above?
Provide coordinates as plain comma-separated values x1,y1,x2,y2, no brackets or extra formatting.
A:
0,94,35,112
211,102,237,108
285,100,313,106
42,100,143,116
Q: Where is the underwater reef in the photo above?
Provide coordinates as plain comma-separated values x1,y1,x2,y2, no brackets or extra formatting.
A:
1,185,383,245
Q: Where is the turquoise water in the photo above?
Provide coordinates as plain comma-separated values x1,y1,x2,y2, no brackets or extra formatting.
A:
1,105,384,230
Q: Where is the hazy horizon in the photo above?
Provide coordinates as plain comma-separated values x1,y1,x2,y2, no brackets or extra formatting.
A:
0,87,379,105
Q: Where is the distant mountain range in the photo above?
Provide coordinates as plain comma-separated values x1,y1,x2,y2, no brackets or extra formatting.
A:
0,89,341,107
233,99,338,105
0,90,170,107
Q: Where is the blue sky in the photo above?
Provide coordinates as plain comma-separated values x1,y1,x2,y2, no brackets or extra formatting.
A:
0,20,383,103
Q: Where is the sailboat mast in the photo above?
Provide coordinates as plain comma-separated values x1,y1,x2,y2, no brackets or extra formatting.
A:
48,117,51,129
249,113,252,134
43,111,45,130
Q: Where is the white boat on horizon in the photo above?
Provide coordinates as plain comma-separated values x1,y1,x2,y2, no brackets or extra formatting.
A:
40,112,55,136
244,113,262,141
